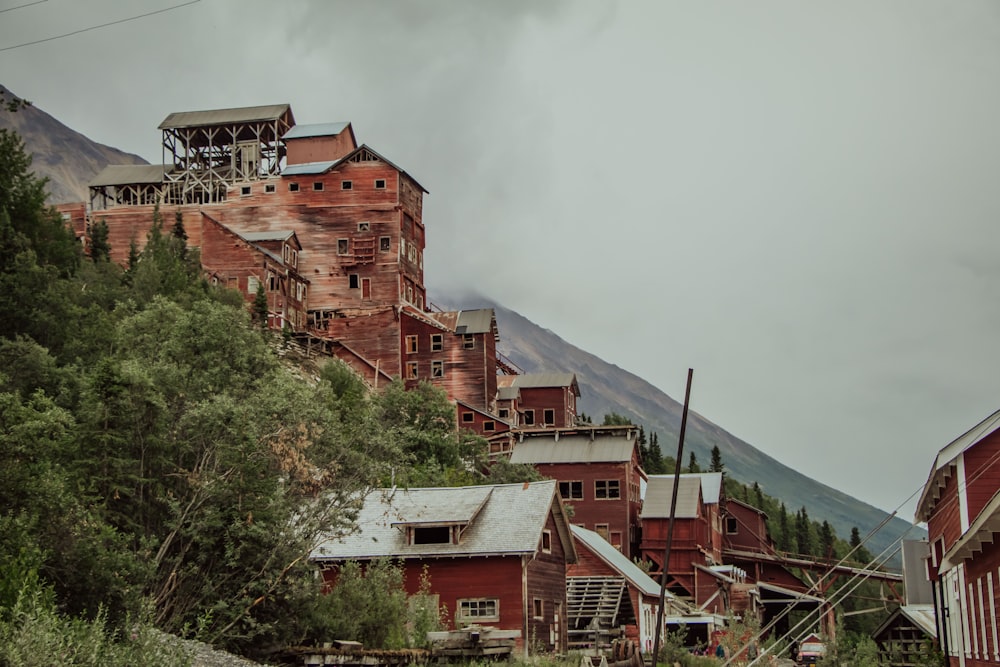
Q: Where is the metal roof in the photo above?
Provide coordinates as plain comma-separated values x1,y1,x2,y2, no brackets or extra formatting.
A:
283,122,350,140
570,525,674,599
89,164,168,187
282,159,343,176
239,230,296,243
509,437,636,465
916,408,1000,521
311,480,573,561
680,472,723,505
455,309,496,334
940,488,1000,570
159,104,293,130
497,386,520,401
641,476,702,519
498,373,580,393
872,604,936,638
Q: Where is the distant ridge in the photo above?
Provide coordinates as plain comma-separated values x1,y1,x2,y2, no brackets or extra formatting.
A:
433,288,921,563
0,85,147,204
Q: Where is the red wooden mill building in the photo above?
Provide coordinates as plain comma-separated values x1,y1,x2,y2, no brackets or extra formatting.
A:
67,102,556,431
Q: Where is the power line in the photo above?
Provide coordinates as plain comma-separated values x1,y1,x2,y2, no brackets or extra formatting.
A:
0,0,201,53
0,0,48,14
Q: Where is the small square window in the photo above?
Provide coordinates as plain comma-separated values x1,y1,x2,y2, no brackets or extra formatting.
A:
483,420,495,432
380,236,391,252
265,183,276,193
338,239,349,255
349,274,359,289
375,178,386,189
341,180,353,190
313,182,324,191
431,360,444,378
289,182,299,192
498,408,509,419
406,361,418,379
431,334,443,352
463,334,475,349
405,335,418,354
358,222,370,232
240,185,251,196
462,411,474,423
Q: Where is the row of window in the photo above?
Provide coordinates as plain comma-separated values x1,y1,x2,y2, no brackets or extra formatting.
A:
558,480,621,500
247,274,307,302
337,234,393,255
279,178,387,194
406,360,445,379
405,333,475,354
460,411,497,432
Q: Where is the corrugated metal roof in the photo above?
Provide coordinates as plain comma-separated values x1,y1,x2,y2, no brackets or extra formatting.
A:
570,525,668,599
311,480,561,561
455,309,495,334
681,472,723,505
89,164,168,187
282,159,342,176
509,437,636,464
897,604,937,636
641,476,702,519
239,230,296,242
159,104,292,130
283,122,350,140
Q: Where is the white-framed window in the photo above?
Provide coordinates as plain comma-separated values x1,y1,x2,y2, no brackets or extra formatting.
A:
313,181,323,191
358,221,370,232
431,334,443,351
265,183,276,193
523,409,534,426
247,275,260,294
533,598,544,620
595,480,621,500
406,361,418,379
380,236,391,252
462,411,474,423
463,334,475,349
405,335,418,354
375,178,386,189
338,239,349,255
341,180,353,190
458,598,499,622
431,360,444,378
541,530,552,554
483,420,495,432
559,481,583,500
289,182,300,192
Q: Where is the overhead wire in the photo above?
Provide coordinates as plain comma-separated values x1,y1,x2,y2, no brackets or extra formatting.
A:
0,0,47,14
0,0,201,53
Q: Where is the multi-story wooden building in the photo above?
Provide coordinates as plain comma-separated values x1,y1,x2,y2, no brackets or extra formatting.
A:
496,373,580,428
508,425,646,559
916,408,1000,666
310,480,577,657
81,103,516,419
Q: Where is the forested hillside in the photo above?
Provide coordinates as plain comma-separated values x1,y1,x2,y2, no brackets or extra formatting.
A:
0,128,535,664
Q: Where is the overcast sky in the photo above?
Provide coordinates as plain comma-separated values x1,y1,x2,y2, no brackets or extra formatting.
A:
4,0,1000,519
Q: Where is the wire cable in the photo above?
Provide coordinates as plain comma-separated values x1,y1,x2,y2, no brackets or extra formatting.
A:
0,0,201,53
0,0,47,14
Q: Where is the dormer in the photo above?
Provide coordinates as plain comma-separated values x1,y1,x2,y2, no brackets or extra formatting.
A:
283,122,358,165
391,486,493,547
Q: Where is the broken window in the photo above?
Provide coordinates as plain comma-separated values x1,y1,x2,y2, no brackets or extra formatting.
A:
533,599,544,620
405,335,418,354
406,361,418,379
380,236,391,252
595,524,610,541
463,334,475,349
338,239,349,255
559,481,583,500
431,334,443,351
595,480,621,500
358,221,370,232
523,410,534,426
247,275,260,294
431,360,444,378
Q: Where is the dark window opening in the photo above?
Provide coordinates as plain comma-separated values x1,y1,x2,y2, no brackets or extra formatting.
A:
413,526,451,544
543,409,555,425
726,517,738,534
313,181,324,191
380,236,391,252
595,480,621,499
463,334,475,349
341,180,353,190
289,182,299,192
559,481,583,500
523,410,534,425
240,185,251,195
483,420,495,432
349,274,360,289
375,179,386,189
338,239,349,255
265,183,276,193
462,411,474,423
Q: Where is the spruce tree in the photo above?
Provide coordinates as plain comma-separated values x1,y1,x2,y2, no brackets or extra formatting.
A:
709,445,724,473
687,451,700,473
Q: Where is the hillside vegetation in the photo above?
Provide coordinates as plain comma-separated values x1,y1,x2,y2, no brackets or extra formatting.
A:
0,128,535,664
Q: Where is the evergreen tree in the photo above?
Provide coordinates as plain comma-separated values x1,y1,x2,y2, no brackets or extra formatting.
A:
648,431,665,474
777,502,790,551
709,444,724,473
687,451,700,473
796,507,814,555
253,282,268,327
819,520,836,559
752,481,764,509
602,412,631,426
87,219,111,262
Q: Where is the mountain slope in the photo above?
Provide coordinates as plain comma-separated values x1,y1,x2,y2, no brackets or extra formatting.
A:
0,85,147,204
437,289,920,562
